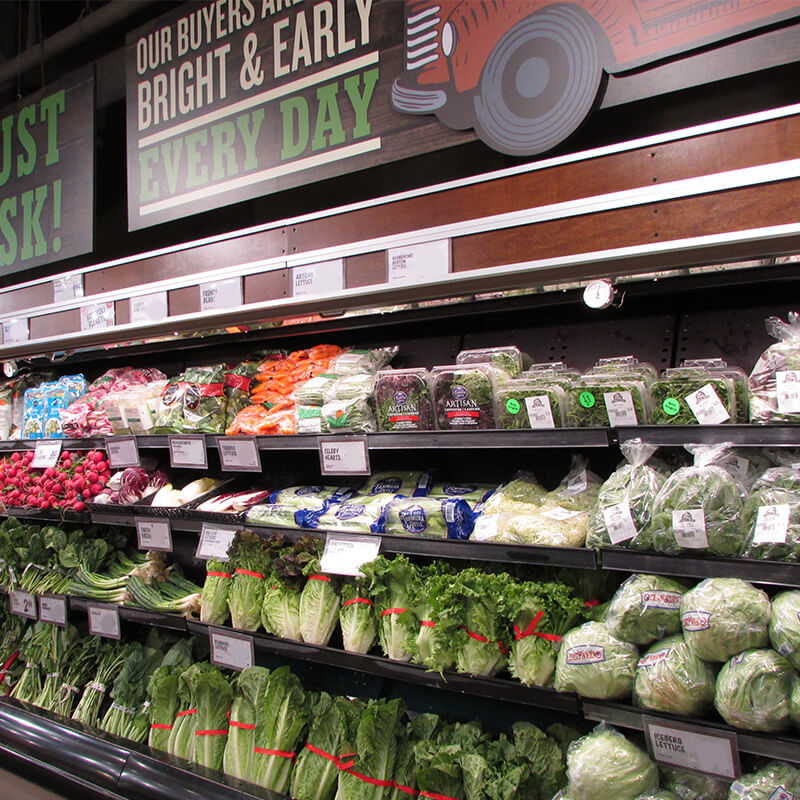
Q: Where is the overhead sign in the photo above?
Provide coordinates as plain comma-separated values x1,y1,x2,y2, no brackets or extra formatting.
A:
124,0,474,230
0,66,94,273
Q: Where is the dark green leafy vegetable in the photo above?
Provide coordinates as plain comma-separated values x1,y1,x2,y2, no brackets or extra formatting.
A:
565,379,649,427
432,365,496,429
375,369,434,432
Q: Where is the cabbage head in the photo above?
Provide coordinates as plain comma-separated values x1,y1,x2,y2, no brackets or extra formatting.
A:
680,578,770,663
714,649,793,732
728,761,800,799
566,726,658,800
768,590,800,671
605,574,686,646
554,621,639,700
633,634,716,717
658,765,730,800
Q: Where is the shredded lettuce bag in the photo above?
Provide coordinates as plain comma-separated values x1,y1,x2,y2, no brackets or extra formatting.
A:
587,440,665,551
658,765,730,800
566,725,658,800
768,591,800,670
714,649,794,732
740,467,800,562
748,312,800,423
648,444,745,556
680,578,770,663
633,634,716,717
554,621,639,700
605,574,686,646
728,761,800,799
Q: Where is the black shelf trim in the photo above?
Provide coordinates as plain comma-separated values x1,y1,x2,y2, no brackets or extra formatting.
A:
616,424,800,447
67,596,189,632
0,438,106,452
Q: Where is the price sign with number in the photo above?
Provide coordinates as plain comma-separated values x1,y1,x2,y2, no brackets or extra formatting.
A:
210,628,254,671
106,436,140,468
80,302,115,332
169,435,208,469
38,594,67,627
319,437,370,476
196,524,237,561
320,535,381,576
136,517,173,552
88,603,121,639
218,437,261,472
30,440,62,469
10,590,37,620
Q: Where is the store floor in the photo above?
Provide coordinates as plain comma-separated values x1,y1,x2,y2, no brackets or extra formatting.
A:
0,767,74,800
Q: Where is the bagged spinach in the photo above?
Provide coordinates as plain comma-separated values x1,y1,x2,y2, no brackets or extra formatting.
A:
183,364,227,433
649,366,736,425
224,361,259,428
749,312,800,423
432,364,496,429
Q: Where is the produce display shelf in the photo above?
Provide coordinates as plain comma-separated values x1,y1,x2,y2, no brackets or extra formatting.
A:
0,438,106,452
600,548,800,587
68,597,189,633
616,424,800,447
1,508,92,524
581,700,800,764
0,696,270,800
188,621,580,714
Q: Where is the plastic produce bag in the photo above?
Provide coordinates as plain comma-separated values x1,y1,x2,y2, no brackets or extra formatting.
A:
749,312,800,423
680,578,770,663
740,467,800,562
768,590,800,670
633,634,716,716
728,761,800,799
565,725,658,800
320,396,377,433
554,621,639,700
658,765,730,800
648,444,745,556
456,345,526,379
381,496,476,539
604,573,686,646
329,346,398,375
480,471,548,514
374,368,435,432
586,440,666,550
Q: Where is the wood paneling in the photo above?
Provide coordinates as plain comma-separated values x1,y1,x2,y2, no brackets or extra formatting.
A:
244,270,290,304
346,253,386,289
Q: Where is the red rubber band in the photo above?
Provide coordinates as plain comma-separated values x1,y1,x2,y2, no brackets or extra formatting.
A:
308,574,329,582
207,571,232,578
343,598,373,607
235,569,264,579
381,608,407,617
254,747,295,758
229,720,255,730
176,709,197,717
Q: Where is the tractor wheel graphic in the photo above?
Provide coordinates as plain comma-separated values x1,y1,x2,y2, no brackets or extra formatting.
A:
472,5,603,157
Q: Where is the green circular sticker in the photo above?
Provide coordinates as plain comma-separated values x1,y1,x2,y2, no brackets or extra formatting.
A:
506,398,521,415
662,397,680,416
579,391,596,408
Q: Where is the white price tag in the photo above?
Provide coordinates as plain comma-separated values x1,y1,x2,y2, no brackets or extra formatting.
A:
603,390,639,426
602,501,638,544
130,291,168,324
471,514,498,542
88,603,121,639
106,436,140,468
196,524,237,561
524,395,555,429
672,509,709,549
565,470,588,495
541,506,582,521
2,318,29,345
30,440,62,469
10,590,37,620
685,383,730,425
644,717,739,780
53,273,84,303
218,437,261,472
291,259,344,298
319,437,370,476
38,594,67,627
776,370,800,414
169,435,208,468
210,628,254,671
136,517,173,552
753,504,791,544
320,534,381,576
200,277,242,311
80,302,115,331
387,239,450,285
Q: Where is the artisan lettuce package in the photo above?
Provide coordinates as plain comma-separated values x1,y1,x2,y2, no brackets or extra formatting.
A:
494,379,567,429
380,496,476,539
374,368,434,432
740,466,800,562
431,364,496,429
749,312,800,423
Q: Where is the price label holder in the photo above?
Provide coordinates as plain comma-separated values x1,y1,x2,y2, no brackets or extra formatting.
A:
209,627,254,671
319,436,370,476
196,523,237,561
106,435,140,468
130,291,168,324
218,436,261,472
88,603,121,639
291,259,344,298
136,517,173,552
38,593,67,627
80,302,115,332
2,318,29,345
643,716,740,780
10,590,37,620
387,239,450,285
169,435,208,469
321,534,381,576
53,273,84,303
30,440,62,469
200,277,243,311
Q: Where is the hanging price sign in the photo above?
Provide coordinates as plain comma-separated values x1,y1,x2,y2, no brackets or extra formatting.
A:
210,628,254,671
106,436,140,468
30,440,62,469
169,435,208,468
196,524,237,561
320,535,381,576
38,594,67,627
135,517,173,552
10,590,37,620
319,437,370,476
88,603,121,639
218,437,261,472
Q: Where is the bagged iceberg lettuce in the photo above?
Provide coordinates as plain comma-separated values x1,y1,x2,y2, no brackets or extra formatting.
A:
658,765,730,800
714,649,794,732
604,574,686,646
768,590,800,670
554,621,639,700
748,312,800,423
633,634,716,717
565,725,658,800
587,440,665,550
680,578,770,663
740,467,800,562
728,761,800,799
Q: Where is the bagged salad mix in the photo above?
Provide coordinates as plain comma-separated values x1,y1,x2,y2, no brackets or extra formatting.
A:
649,362,739,425
749,312,800,423
494,378,568,429
431,364,496,429
740,466,800,562
374,368,435,432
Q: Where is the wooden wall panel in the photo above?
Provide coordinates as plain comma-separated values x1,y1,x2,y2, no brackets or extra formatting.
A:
345,253,386,289
168,287,200,317
29,310,81,340
244,270,289,304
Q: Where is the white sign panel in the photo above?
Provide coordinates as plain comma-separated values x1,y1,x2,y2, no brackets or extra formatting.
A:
685,383,730,425
291,259,344,298
210,628,254,671
10,590,37,620
136,517,173,552
602,501,638,545
169,435,208,469
319,437,370,476
30,440,62,469
106,436,140,469
53,273,84,303
2,318,29,345
196,524,237,562
88,603,121,639
321,534,381,577
80,302,115,331
218,437,261,472
387,239,450,285
200,277,243,311
38,594,67,627
130,291,168,324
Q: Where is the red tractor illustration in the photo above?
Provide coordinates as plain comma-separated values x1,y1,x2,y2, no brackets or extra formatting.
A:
391,0,800,156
